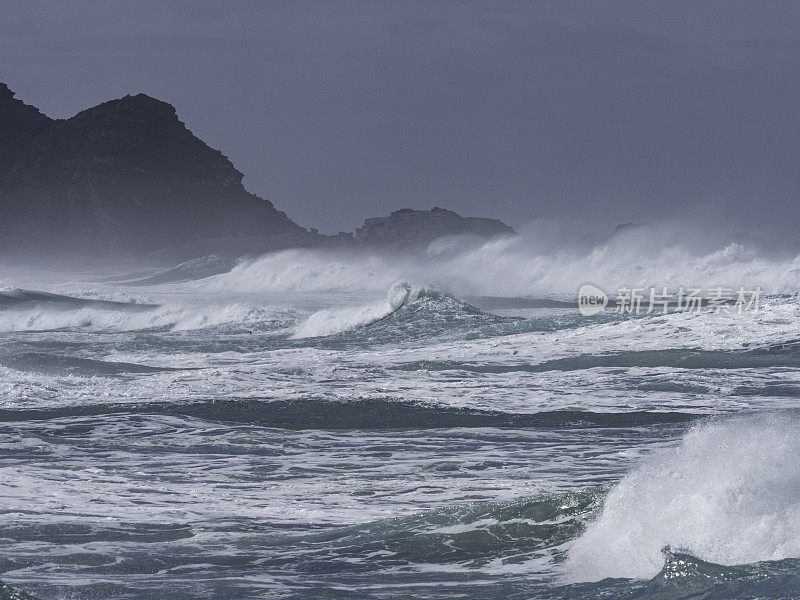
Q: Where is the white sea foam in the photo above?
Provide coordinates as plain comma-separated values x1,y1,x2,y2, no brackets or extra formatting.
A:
565,413,800,581
200,249,399,294
292,281,415,338
0,302,296,333
193,224,800,298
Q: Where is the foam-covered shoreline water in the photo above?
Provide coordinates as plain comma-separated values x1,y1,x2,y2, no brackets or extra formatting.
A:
2,248,800,599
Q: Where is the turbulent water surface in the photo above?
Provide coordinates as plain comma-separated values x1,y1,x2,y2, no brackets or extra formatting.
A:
2,248,800,599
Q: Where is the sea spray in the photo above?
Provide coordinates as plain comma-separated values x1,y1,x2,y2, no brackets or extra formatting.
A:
565,413,800,582
196,225,800,298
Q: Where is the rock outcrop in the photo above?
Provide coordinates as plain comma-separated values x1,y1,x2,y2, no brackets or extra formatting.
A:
0,86,314,255
355,207,514,248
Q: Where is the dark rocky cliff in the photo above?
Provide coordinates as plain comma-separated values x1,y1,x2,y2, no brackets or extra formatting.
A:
0,87,313,255
0,85,516,259
0,83,53,179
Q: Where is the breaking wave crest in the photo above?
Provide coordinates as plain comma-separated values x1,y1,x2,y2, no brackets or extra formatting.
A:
292,281,416,338
291,282,520,341
565,413,800,582
196,224,800,297
0,288,296,334
0,282,546,341
288,283,585,347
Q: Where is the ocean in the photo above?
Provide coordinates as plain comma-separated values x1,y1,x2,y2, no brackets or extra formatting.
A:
2,241,800,599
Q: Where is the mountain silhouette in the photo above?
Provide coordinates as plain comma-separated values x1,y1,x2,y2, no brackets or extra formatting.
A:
0,84,514,260
0,84,313,256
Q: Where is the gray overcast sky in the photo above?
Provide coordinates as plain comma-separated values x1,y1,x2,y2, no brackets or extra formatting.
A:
2,1,800,234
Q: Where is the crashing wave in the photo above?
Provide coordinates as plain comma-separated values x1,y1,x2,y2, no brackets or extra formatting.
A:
291,281,418,339
565,413,800,582
188,224,800,298
291,282,515,341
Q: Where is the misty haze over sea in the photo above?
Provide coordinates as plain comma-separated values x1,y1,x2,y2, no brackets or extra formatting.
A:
2,2,800,600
